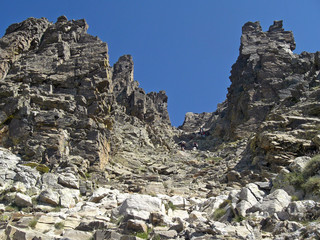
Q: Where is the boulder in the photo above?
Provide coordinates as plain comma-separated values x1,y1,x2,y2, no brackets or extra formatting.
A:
59,188,78,208
126,219,148,233
38,189,60,206
115,194,162,221
88,187,119,203
248,189,291,215
288,156,311,173
62,229,93,240
58,173,79,189
15,193,33,207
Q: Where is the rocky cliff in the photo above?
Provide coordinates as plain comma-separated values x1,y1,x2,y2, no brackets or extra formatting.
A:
0,16,172,173
0,17,320,240
182,20,320,172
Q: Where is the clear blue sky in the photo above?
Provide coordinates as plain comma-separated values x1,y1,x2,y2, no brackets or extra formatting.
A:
1,1,320,126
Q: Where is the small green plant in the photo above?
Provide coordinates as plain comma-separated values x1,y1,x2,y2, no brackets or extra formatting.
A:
153,235,161,240
23,162,49,174
219,199,231,209
233,215,246,222
36,164,49,174
5,204,19,212
54,222,65,230
291,195,299,201
164,201,176,212
134,227,152,239
135,231,149,239
23,162,38,168
51,206,62,212
213,208,226,220
303,155,320,178
284,172,304,188
0,214,10,222
110,216,124,226
85,172,91,179
302,176,320,195
29,218,38,229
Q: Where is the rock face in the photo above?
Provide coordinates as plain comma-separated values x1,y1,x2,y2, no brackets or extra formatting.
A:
0,16,171,172
181,20,320,172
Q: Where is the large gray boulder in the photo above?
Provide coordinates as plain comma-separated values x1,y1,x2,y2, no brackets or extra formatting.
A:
114,194,162,221
38,189,60,206
248,189,291,215
15,193,33,207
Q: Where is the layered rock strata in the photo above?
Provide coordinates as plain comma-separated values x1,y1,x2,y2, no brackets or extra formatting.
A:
0,16,171,171
181,20,320,171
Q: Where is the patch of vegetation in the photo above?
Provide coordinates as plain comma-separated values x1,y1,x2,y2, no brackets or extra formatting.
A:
219,199,231,209
85,172,91,179
51,206,62,212
284,172,304,188
233,215,246,222
277,154,320,198
291,195,299,201
23,162,38,168
302,155,320,178
0,214,10,222
54,221,65,230
29,218,38,229
302,176,320,195
205,156,223,163
36,164,50,174
23,162,49,174
110,216,124,226
213,208,226,221
5,204,19,212
153,235,161,240
0,114,14,128
135,231,149,239
134,227,152,240
165,201,176,212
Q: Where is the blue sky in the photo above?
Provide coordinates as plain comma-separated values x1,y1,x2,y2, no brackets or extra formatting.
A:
1,1,320,126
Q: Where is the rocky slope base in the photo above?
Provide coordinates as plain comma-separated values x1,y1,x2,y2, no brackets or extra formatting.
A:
0,17,320,240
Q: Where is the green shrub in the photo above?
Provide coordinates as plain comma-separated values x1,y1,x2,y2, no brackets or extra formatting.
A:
23,162,38,168
23,162,49,174
165,201,176,212
135,231,148,239
51,206,62,212
219,199,231,209
5,205,19,212
0,214,10,222
29,218,38,229
284,172,304,188
54,222,65,229
303,155,320,178
35,164,49,174
233,215,246,222
302,176,320,195
213,208,226,220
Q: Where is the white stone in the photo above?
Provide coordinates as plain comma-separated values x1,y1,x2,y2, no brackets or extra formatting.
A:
116,194,162,220
15,192,33,207
62,229,93,240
